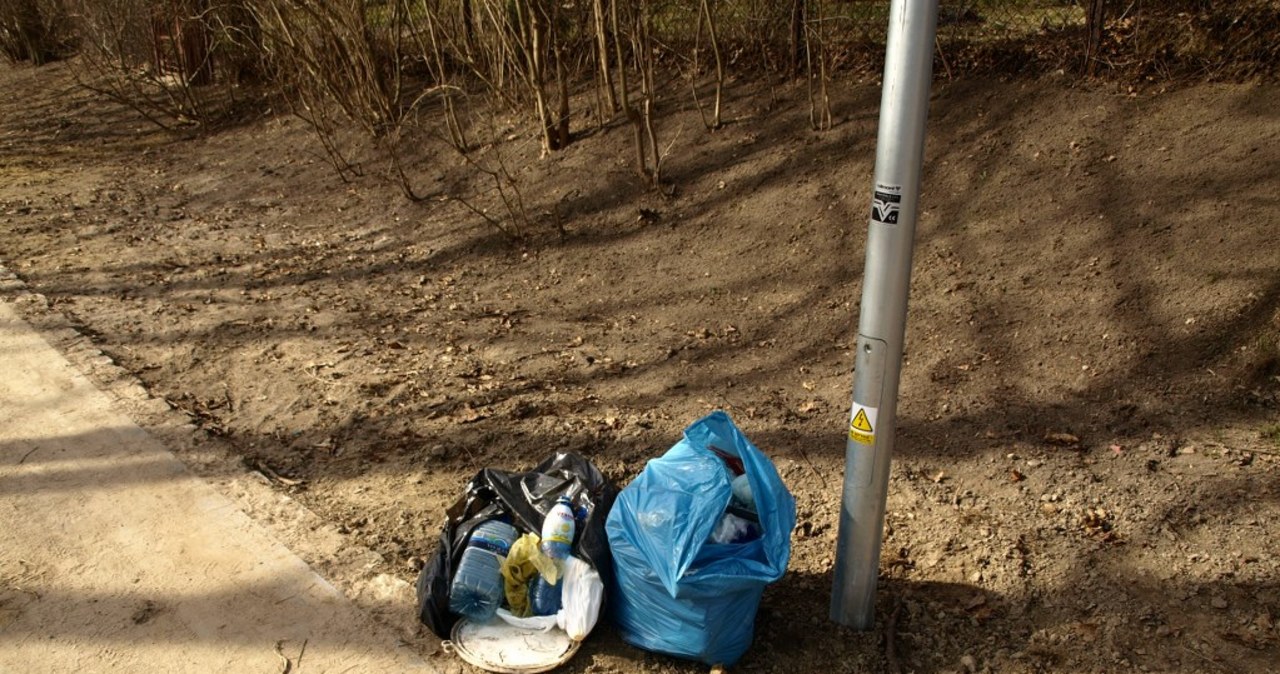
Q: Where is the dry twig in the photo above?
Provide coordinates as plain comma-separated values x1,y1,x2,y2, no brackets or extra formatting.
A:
885,595,904,674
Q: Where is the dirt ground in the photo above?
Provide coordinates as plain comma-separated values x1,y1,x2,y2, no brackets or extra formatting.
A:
2,59,1279,673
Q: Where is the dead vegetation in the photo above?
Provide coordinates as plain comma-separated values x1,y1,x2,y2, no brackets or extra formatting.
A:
2,1,1277,237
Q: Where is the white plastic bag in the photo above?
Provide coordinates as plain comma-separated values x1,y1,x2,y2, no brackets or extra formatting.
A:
495,608,558,631
557,556,603,641
493,556,602,641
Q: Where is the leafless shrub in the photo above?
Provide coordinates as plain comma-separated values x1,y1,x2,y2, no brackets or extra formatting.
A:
0,0,73,65
804,0,832,132
64,0,266,127
66,0,199,126
691,0,725,131
1096,1,1280,80
30,0,1275,242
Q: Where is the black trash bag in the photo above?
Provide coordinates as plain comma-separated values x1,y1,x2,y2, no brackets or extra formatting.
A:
415,450,619,639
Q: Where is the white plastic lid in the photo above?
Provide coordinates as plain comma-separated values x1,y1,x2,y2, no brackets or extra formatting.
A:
444,617,580,673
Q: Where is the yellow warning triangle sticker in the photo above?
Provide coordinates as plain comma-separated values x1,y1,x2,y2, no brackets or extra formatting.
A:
851,408,874,433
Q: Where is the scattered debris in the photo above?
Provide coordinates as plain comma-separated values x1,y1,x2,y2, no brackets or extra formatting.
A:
131,599,161,625
274,638,307,674
1044,432,1081,446
246,458,306,488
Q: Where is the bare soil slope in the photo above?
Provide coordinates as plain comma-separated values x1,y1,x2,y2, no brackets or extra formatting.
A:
3,60,1279,673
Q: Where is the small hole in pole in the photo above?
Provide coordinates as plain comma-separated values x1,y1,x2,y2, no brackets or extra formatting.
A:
864,343,873,353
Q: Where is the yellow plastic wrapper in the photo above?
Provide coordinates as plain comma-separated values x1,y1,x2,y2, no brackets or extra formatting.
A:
500,534,562,617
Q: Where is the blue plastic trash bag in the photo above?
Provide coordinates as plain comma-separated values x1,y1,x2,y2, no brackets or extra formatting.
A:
607,410,797,666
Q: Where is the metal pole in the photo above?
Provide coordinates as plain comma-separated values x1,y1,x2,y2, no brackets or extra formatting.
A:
831,0,939,630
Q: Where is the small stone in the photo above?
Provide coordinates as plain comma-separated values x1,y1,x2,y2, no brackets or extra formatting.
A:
1211,597,1228,610
960,654,978,673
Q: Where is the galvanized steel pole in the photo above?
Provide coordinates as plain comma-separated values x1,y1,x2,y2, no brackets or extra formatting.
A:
831,0,939,630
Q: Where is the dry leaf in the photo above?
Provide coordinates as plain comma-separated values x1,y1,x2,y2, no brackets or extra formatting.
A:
457,404,488,424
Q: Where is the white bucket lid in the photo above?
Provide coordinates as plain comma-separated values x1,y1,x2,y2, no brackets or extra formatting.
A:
444,618,581,673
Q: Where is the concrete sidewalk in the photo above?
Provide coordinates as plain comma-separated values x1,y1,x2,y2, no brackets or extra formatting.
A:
0,300,433,673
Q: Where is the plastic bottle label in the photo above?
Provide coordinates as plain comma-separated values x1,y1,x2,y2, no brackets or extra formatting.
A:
469,535,512,557
545,521,572,545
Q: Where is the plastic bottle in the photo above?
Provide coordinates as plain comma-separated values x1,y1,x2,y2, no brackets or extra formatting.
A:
449,520,518,622
540,496,576,561
529,574,562,616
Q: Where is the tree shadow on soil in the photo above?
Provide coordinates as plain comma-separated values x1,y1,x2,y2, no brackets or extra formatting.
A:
5,62,1280,674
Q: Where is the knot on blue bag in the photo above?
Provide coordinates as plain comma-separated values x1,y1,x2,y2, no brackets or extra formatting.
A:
606,411,797,666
